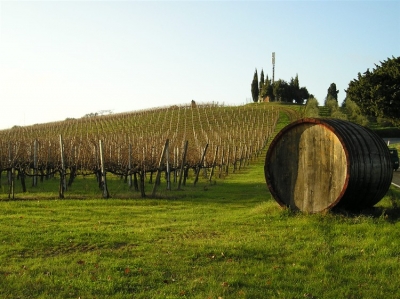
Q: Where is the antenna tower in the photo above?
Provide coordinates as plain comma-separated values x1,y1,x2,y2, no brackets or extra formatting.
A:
272,52,275,83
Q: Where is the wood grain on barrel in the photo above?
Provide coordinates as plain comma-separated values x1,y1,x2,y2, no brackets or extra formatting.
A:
265,118,393,213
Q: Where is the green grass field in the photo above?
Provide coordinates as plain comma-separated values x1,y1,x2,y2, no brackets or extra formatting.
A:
1,147,400,298
0,105,400,298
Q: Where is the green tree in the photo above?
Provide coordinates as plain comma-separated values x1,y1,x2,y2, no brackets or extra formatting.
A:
273,79,290,102
251,69,259,103
326,96,347,119
260,75,273,101
259,69,265,93
326,83,339,103
257,72,310,103
289,75,299,103
325,96,338,113
345,56,400,125
298,87,310,104
301,97,319,117
344,98,368,126
258,69,265,102
289,74,310,104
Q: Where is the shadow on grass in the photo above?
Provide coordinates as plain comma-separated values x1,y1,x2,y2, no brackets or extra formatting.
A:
331,188,400,222
332,206,400,223
0,178,274,206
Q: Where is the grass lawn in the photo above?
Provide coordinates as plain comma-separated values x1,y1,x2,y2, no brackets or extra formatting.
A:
1,148,400,299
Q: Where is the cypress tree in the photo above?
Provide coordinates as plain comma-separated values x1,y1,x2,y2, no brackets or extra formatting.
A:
259,69,265,97
251,69,259,103
327,83,339,101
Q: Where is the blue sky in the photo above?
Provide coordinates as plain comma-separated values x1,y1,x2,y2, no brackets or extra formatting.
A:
0,1,399,130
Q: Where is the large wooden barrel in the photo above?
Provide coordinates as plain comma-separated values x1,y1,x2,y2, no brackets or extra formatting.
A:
265,118,393,213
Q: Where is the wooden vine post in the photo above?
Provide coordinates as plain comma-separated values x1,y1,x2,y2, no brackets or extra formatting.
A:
218,146,224,179
59,135,66,199
173,147,178,183
99,140,109,199
139,147,146,197
238,146,244,170
209,145,218,182
151,139,169,197
20,168,27,193
177,140,188,190
133,172,139,192
194,143,208,186
7,142,12,185
139,168,146,198
46,141,52,180
94,144,102,189
8,167,15,200
67,145,77,187
32,140,38,187
225,147,231,176
128,143,132,188
166,141,171,190
233,146,238,173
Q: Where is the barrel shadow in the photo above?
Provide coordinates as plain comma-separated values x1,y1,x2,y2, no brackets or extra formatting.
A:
332,206,400,223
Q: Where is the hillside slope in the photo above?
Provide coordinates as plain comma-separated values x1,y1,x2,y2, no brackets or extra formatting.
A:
0,103,299,180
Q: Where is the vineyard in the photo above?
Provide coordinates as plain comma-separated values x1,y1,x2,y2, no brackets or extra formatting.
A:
3,103,399,299
0,103,289,199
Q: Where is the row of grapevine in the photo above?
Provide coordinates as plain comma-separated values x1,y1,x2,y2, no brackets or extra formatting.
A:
0,103,280,199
